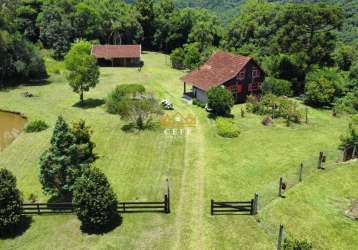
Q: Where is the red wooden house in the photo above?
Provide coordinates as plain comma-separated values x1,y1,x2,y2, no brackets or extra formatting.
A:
181,52,264,103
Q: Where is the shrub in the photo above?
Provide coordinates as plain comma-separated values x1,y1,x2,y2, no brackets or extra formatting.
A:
283,238,313,250
207,86,234,116
120,95,163,130
73,168,120,233
333,88,358,115
340,122,358,150
262,116,273,126
106,84,146,114
247,94,303,124
216,117,240,138
25,120,49,133
262,77,293,96
0,168,23,236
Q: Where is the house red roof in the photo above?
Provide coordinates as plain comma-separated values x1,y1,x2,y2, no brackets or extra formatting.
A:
91,45,141,59
180,52,252,91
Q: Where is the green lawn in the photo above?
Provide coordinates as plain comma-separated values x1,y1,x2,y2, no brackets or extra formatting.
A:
0,52,356,249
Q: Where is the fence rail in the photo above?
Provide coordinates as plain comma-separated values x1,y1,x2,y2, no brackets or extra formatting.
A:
22,195,170,215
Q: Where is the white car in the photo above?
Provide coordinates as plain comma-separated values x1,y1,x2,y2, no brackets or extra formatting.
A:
161,100,174,110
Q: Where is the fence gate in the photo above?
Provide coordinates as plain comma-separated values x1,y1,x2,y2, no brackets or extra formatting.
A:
210,193,258,215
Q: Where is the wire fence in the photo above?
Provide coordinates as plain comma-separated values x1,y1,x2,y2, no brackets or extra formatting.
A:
257,146,356,210
255,145,357,247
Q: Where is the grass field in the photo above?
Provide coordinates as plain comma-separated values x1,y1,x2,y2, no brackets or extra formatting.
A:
0,52,357,249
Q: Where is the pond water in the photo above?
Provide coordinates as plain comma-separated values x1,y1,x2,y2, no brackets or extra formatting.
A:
0,111,27,151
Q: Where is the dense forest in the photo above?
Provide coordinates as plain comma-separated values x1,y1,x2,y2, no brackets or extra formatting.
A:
0,0,357,114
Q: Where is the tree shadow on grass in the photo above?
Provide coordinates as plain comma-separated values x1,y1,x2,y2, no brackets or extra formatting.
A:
0,216,32,239
121,122,160,133
207,113,235,120
72,98,105,109
80,213,123,235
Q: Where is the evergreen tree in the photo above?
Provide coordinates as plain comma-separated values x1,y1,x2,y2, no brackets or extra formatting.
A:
71,120,96,166
0,168,23,236
39,116,84,199
73,168,119,233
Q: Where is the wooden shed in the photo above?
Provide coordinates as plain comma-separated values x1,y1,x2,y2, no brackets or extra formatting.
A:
91,45,142,67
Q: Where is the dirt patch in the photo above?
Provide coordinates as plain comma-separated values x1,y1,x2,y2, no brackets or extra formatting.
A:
346,200,358,220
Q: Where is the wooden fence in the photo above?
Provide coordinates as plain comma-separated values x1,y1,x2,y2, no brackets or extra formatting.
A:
211,193,258,215
22,194,170,215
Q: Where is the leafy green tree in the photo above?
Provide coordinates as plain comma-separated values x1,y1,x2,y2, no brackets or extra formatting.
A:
271,3,343,68
136,0,156,48
71,2,100,40
37,5,73,59
183,43,202,70
64,40,99,105
305,67,347,107
15,0,43,42
153,0,175,51
170,47,186,69
262,54,306,92
227,0,278,55
262,77,293,96
0,168,23,236
207,86,234,116
332,43,357,71
73,167,119,233
39,116,83,199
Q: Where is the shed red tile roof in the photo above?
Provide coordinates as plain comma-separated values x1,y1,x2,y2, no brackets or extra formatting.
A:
91,45,141,59
181,52,252,91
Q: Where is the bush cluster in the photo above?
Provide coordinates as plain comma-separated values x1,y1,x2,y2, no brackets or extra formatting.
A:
25,120,49,133
192,99,205,108
106,84,146,114
246,94,303,124
207,86,234,117
216,117,240,138
283,238,313,250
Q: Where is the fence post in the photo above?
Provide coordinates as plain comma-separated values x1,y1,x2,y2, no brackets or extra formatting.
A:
305,107,308,124
299,163,303,182
278,177,283,197
123,202,126,213
277,224,284,250
250,199,255,215
211,199,214,216
254,193,259,215
166,178,170,214
37,203,40,215
317,151,323,169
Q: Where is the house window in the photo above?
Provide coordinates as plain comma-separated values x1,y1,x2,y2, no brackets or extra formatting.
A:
252,69,260,78
237,84,243,93
238,70,246,80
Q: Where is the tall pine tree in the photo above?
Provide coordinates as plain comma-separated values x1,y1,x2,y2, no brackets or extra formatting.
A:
39,116,90,199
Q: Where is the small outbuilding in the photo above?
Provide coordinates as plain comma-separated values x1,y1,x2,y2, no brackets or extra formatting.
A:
181,51,265,104
91,45,142,67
